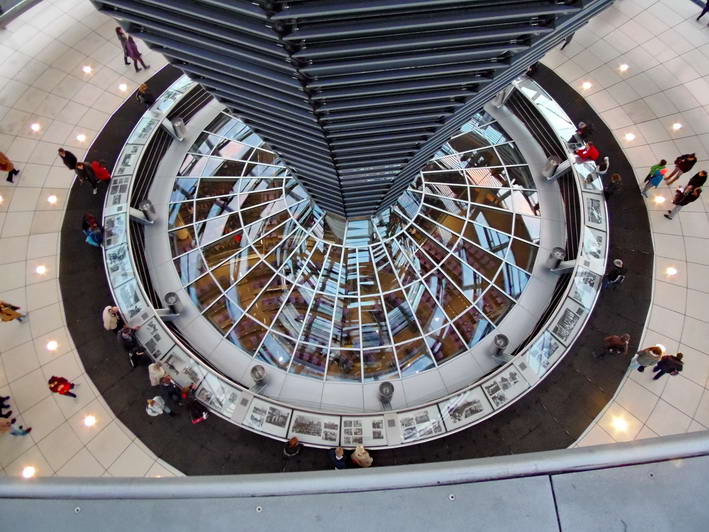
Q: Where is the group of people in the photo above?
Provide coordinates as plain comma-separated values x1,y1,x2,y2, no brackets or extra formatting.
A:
599,334,684,381
58,148,111,196
641,153,705,220
0,395,31,437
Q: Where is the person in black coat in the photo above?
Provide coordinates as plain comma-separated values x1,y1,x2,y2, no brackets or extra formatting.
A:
665,153,697,185
685,170,707,192
664,187,702,220
652,353,683,380
57,148,77,170
75,161,98,195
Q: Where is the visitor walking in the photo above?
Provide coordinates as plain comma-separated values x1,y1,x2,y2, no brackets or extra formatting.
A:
664,187,702,220
575,141,599,162
602,259,626,290
128,346,150,368
48,376,78,398
57,148,77,170
0,152,20,183
146,396,175,417
283,437,302,458
125,32,149,72
75,161,98,195
0,300,26,323
652,353,684,380
1,395,12,418
118,325,139,350
641,163,666,197
159,375,183,407
351,445,374,468
603,173,623,200
633,345,662,372
0,418,32,436
136,83,155,107
595,333,630,359
697,1,709,22
148,361,166,387
665,153,697,185
91,160,111,182
82,213,104,247
328,447,348,469
102,305,123,332
115,27,131,66
685,170,707,192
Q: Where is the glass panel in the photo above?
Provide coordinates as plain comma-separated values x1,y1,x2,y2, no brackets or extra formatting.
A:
327,349,362,381
204,296,237,335
270,286,313,338
454,307,493,348
201,229,248,268
514,215,541,244
210,248,258,289
227,261,274,312
395,338,435,376
187,273,220,310
228,315,266,354
290,343,327,378
189,133,222,155
383,290,421,344
506,239,538,273
406,281,446,334
359,296,391,348
256,332,296,370
178,154,208,177
362,348,398,381
477,286,515,324
440,255,489,302
300,295,337,346
504,165,535,189
170,178,199,202
174,249,206,286
495,263,531,299
169,225,196,257
168,201,194,230
426,325,466,363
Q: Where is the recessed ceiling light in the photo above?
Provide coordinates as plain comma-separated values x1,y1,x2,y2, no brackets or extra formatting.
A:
653,196,665,204
671,123,682,131
47,194,58,204
656,344,666,353
30,123,41,132
0,195,3,204
624,132,636,141
82,65,93,74
35,265,47,275
118,83,128,92
619,63,629,72
665,266,678,276
46,340,58,351
83,415,97,427
581,81,592,90
22,466,36,479
611,416,629,432
76,133,87,142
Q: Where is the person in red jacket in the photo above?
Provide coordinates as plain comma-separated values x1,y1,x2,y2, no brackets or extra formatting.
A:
665,153,697,185
575,141,600,162
91,160,111,181
48,376,77,398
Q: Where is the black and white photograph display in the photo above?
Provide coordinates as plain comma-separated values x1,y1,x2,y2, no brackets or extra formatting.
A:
551,299,588,345
439,388,493,430
482,367,529,408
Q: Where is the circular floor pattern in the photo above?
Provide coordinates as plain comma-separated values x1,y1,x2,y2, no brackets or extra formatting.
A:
166,110,542,383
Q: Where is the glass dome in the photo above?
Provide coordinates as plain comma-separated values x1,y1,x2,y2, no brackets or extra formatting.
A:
167,111,540,382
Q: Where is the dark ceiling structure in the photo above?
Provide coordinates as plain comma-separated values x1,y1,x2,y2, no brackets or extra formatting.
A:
91,0,613,218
